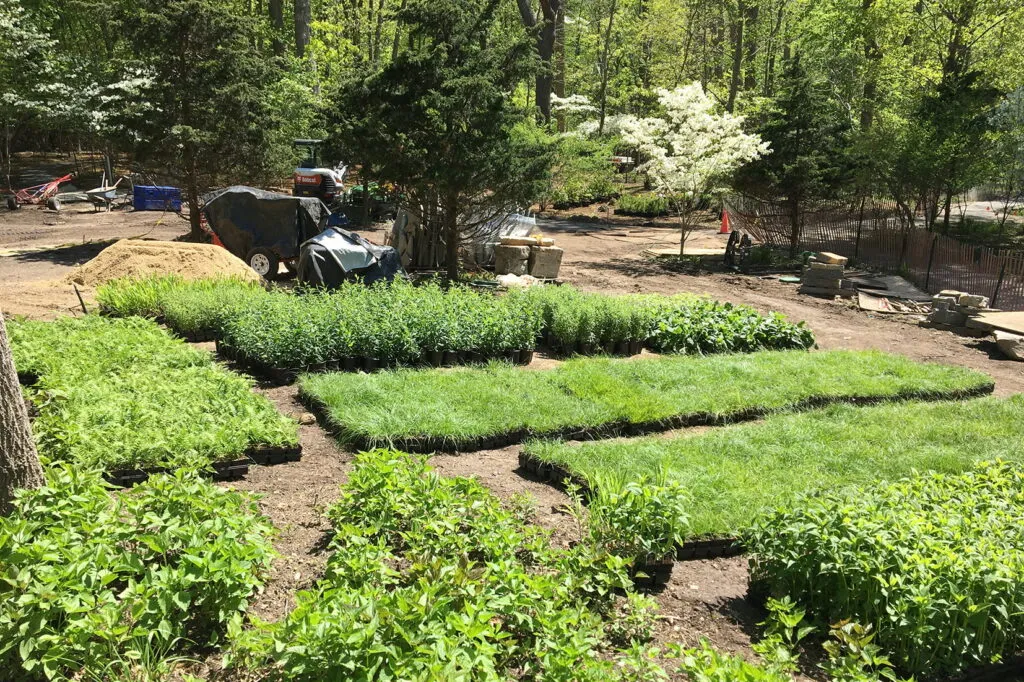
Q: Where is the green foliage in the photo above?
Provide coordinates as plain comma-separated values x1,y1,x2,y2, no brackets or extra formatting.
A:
648,298,815,355
585,479,689,562
97,276,268,339
525,389,1014,539
0,466,275,681
227,450,663,680
300,349,989,449
616,193,670,217
328,0,552,276
220,280,543,368
745,460,1024,677
9,316,297,470
674,640,793,681
544,135,619,208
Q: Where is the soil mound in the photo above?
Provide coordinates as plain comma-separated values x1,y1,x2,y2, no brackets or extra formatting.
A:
66,239,259,286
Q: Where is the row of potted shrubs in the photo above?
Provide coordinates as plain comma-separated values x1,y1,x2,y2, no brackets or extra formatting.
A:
96,276,815,375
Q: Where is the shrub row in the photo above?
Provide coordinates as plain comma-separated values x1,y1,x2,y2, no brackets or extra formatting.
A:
615,192,671,217
0,467,275,681
219,280,542,372
746,460,1024,678
227,449,670,680
10,316,298,471
300,350,992,452
97,276,814,373
523,389,1010,541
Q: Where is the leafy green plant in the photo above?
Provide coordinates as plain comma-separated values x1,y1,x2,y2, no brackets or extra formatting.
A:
0,466,275,681
648,298,814,354
616,193,671,217
227,450,666,680
673,640,794,681
10,316,297,471
586,477,689,562
745,460,1024,677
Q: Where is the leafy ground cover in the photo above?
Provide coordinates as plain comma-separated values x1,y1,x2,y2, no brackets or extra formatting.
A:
9,316,297,471
300,350,991,450
525,394,1023,540
0,466,276,681
746,460,1024,678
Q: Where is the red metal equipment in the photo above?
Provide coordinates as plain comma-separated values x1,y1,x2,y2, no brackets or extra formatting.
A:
6,173,73,209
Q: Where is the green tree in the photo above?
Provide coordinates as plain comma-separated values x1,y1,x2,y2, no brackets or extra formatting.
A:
734,57,854,254
329,0,552,278
124,0,287,239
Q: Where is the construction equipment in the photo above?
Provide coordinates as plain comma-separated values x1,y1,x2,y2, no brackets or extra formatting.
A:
6,173,73,210
292,139,347,205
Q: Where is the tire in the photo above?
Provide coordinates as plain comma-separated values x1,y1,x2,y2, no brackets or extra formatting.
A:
46,197,61,211
6,196,18,210
246,248,280,279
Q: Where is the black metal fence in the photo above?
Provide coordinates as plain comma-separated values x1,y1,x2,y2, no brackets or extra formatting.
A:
724,194,1024,310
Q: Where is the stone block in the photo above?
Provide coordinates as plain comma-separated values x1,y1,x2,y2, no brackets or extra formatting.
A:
938,289,965,299
528,245,564,279
930,309,968,326
995,330,1024,361
806,262,845,274
495,245,530,275
958,294,989,308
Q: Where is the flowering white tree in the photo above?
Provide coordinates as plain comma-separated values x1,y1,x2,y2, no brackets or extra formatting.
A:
621,84,769,254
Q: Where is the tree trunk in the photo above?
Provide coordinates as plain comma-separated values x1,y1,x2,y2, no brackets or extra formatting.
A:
743,2,758,90
270,0,285,56
184,144,204,241
554,8,566,132
597,0,618,134
443,194,460,280
726,1,743,112
391,0,407,60
516,0,561,122
788,197,800,256
0,312,45,516
294,0,311,57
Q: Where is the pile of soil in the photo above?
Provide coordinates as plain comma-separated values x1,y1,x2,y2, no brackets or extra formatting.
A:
66,239,259,285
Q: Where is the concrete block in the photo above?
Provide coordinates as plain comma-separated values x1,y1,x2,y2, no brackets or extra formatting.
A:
814,252,849,266
956,305,986,316
938,289,965,299
958,294,989,308
995,330,1024,361
528,245,563,279
798,285,841,297
495,245,530,275
965,317,995,332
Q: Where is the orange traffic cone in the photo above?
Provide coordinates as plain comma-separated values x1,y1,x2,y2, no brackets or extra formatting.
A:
719,211,731,234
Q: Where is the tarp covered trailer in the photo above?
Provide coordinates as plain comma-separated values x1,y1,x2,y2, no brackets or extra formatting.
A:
201,185,330,278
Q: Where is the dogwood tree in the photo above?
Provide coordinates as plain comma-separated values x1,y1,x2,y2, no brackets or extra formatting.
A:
621,84,768,254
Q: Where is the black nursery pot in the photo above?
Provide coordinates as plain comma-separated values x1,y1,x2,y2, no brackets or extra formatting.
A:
615,341,629,356
518,350,535,365
442,351,459,367
362,356,379,372
342,356,358,372
428,350,444,367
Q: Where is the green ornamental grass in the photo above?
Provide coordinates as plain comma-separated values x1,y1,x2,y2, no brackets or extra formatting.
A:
525,394,1024,539
299,350,991,449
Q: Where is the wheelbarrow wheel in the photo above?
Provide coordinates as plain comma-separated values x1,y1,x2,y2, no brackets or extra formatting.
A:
6,196,18,210
246,248,280,280
46,197,61,211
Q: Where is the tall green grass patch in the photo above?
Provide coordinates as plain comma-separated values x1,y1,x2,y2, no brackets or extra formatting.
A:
300,350,991,449
525,394,1022,539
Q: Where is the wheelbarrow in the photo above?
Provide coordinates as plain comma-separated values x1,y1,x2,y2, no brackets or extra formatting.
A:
6,173,74,210
85,177,124,212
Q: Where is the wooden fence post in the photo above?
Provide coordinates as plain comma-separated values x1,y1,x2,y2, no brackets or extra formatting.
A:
925,236,938,291
992,262,1007,308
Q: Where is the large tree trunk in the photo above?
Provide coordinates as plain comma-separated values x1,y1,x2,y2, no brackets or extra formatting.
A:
270,0,285,56
597,0,618,134
0,312,45,516
726,1,744,112
183,144,204,242
294,0,311,58
516,0,561,122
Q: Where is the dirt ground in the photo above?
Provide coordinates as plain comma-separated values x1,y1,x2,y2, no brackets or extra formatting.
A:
4,204,1022,677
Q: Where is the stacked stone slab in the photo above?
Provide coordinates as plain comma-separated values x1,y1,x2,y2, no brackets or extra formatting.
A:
799,252,848,298
925,290,990,331
495,237,564,279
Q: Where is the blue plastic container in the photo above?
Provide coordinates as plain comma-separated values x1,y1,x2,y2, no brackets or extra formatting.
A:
133,185,182,212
